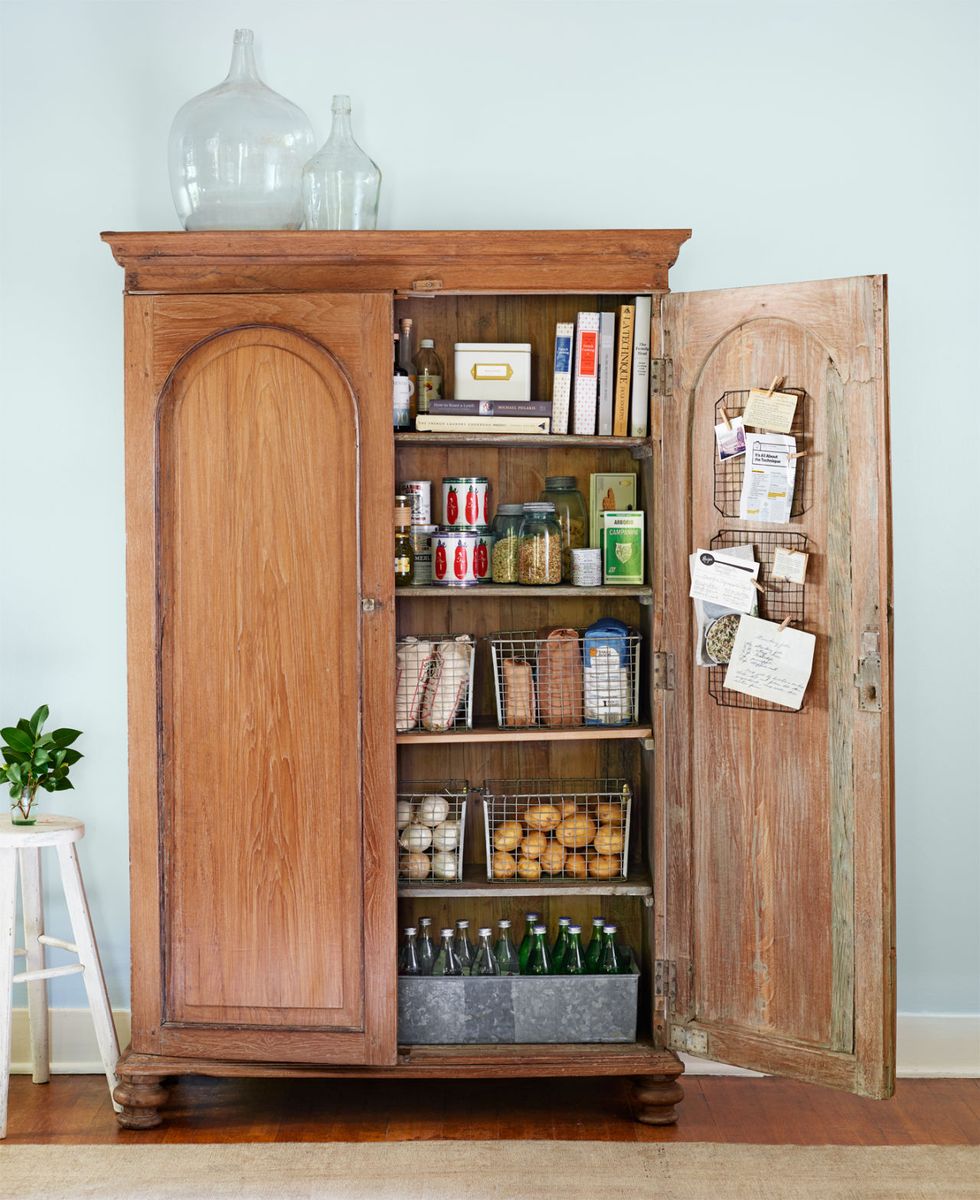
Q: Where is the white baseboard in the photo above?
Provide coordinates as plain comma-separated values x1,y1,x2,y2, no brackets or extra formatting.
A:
9,1009,979,1078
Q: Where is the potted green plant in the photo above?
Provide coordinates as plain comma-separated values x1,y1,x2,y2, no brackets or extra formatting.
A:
0,705,83,825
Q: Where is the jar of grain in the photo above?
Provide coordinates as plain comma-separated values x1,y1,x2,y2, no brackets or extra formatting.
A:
490,503,524,583
539,476,588,582
517,502,562,586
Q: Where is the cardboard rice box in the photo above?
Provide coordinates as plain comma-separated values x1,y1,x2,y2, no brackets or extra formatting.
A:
600,511,645,585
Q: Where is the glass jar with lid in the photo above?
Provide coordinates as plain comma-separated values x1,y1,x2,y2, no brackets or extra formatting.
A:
517,502,562,586
539,476,588,582
490,503,524,583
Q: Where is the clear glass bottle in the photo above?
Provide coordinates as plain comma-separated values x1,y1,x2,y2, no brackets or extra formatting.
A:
517,502,562,586
599,924,623,975
539,476,589,582
471,927,501,976
525,924,554,976
433,928,463,976
394,496,414,587
302,94,381,230
584,916,606,973
490,503,524,583
398,927,422,976
169,29,316,230
517,912,540,974
551,917,572,973
453,919,475,975
558,925,587,975
414,339,443,416
494,919,521,976
417,917,436,976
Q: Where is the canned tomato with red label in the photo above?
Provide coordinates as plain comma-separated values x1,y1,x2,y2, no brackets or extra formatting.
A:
468,527,495,583
442,477,489,529
431,529,480,587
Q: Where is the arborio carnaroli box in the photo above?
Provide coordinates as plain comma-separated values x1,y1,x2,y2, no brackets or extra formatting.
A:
600,511,645,585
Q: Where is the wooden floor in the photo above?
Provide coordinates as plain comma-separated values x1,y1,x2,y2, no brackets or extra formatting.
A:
4,1074,979,1144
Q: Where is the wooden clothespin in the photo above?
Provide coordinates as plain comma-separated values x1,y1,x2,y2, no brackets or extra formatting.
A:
752,579,766,594
788,450,807,460
766,375,785,397
719,405,732,430
778,616,794,633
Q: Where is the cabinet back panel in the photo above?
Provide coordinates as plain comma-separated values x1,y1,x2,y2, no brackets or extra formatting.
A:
158,328,364,1028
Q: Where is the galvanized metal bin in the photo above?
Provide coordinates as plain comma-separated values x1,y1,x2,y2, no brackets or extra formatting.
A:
397,967,639,1045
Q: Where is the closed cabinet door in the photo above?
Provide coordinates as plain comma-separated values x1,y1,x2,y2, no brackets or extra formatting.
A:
124,294,396,1064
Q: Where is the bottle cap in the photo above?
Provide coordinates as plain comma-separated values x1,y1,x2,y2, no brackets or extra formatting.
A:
400,317,413,329
456,919,469,928
498,919,511,928
522,502,556,513
532,924,547,935
603,925,617,934
478,927,492,936
403,927,417,934
441,928,454,937
420,338,434,348
525,912,540,921
558,917,571,926
496,503,524,515
419,917,432,926
569,925,582,934
592,917,605,926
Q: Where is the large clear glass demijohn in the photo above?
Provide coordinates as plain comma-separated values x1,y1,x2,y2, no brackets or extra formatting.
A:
303,95,382,229
168,29,316,230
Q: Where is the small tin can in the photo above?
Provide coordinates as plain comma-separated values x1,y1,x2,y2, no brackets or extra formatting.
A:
432,528,480,587
442,476,490,528
409,524,437,586
398,480,432,526
465,526,496,584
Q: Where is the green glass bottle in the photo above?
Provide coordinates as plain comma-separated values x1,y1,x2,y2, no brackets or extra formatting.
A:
518,912,540,974
494,919,521,976
524,924,554,975
599,923,623,975
558,924,587,975
551,917,572,973
584,916,606,973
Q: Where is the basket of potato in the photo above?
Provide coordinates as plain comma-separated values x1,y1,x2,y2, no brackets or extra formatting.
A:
398,782,469,884
483,779,631,882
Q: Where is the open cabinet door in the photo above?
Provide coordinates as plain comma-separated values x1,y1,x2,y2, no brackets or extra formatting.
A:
653,276,894,1096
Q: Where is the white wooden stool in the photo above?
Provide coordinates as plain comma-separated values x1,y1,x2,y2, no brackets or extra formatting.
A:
0,814,121,1138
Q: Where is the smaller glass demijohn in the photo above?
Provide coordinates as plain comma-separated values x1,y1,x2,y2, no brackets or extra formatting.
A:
168,29,316,230
303,94,382,229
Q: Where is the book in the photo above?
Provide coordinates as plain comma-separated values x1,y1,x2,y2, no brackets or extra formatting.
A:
630,296,651,437
414,414,551,435
551,322,574,434
428,398,552,417
572,312,600,435
612,304,634,436
589,472,637,548
596,312,616,436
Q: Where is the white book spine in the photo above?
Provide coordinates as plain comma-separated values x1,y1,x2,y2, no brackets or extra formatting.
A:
630,295,652,437
572,312,600,435
597,312,616,436
551,322,574,435
415,414,551,434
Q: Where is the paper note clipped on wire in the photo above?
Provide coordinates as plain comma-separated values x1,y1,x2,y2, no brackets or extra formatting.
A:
742,387,798,433
771,546,809,583
739,432,796,523
723,614,815,710
689,548,760,614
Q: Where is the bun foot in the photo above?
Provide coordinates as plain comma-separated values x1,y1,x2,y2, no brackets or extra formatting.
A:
113,1075,168,1129
632,1073,684,1125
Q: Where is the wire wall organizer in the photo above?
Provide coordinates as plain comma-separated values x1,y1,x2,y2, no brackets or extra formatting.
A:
488,629,641,730
714,388,810,519
483,778,633,883
397,780,468,885
707,530,810,714
395,634,475,733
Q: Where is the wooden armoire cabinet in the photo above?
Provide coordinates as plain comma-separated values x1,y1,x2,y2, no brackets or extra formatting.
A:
101,230,894,1128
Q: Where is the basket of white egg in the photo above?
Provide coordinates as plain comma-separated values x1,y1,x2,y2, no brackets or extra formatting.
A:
397,782,469,884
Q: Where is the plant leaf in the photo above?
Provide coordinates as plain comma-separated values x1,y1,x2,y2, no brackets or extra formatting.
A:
33,749,52,767
53,778,73,791
2,727,34,753
7,763,22,783
10,783,22,799
29,705,49,735
51,728,81,748
2,749,27,765
17,718,33,736
61,749,82,765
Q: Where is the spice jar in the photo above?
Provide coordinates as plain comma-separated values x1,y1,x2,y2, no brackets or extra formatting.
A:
539,476,588,582
490,503,524,583
517,502,562,586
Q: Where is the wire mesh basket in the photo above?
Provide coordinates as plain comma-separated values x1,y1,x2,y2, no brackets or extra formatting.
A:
397,780,468,885
395,635,475,733
483,778,633,883
488,627,641,729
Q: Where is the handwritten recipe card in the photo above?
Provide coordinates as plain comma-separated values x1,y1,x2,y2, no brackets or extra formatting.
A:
724,615,816,710
742,387,798,434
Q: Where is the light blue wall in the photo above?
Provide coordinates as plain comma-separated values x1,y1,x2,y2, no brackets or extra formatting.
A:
1,0,977,1016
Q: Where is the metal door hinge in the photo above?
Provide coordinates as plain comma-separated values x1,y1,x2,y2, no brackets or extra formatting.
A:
856,628,882,712
654,959,677,1005
651,357,673,398
361,597,382,613
669,1024,709,1056
653,651,675,690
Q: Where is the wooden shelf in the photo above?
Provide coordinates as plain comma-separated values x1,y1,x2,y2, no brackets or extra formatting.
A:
395,432,650,451
398,867,652,899
396,722,653,746
397,584,652,599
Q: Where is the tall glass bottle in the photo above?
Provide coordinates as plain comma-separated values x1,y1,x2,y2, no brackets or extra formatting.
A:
518,912,541,974
433,928,462,976
453,919,475,975
494,919,521,976
584,916,606,973
302,94,382,230
169,29,316,230
551,917,572,973
414,339,444,417
398,318,417,420
599,924,623,975
393,335,412,430
558,925,587,975
524,925,554,976
417,917,436,976
471,927,501,976
398,927,422,976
